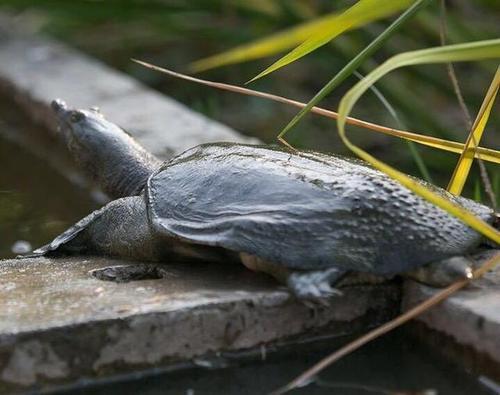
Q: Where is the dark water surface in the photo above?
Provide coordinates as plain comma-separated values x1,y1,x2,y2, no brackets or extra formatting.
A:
0,103,98,259
66,329,495,395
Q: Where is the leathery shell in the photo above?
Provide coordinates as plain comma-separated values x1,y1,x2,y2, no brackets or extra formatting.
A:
146,143,493,274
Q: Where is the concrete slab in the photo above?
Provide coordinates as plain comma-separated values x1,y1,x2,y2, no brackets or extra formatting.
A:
403,251,500,374
0,257,399,393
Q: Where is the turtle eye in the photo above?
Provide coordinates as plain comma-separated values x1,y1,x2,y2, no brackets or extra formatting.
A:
70,111,86,123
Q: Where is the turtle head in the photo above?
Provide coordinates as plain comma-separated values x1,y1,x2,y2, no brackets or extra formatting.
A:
51,99,161,199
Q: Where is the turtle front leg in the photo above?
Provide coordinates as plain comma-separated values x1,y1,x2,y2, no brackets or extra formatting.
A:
30,196,171,262
406,256,473,287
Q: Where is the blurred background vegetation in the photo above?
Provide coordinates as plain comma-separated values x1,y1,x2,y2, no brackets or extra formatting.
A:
1,0,499,202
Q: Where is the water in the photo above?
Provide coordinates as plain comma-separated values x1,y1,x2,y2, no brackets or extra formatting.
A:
0,103,98,259
66,329,494,395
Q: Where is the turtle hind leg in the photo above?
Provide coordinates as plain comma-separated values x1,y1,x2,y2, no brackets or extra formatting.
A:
406,256,473,287
240,252,346,302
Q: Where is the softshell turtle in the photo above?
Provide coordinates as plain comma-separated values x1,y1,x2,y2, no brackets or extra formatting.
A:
32,100,496,300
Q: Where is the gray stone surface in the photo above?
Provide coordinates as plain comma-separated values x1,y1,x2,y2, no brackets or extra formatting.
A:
403,251,500,366
0,257,399,393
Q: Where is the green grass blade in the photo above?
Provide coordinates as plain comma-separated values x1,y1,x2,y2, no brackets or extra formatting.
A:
337,39,500,243
474,179,483,202
277,0,431,141
249,0,412,83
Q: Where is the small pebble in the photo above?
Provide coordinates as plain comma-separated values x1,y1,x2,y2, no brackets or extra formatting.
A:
11,240,32,254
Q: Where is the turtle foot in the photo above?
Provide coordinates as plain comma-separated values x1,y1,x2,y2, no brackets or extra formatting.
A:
287,267,345,304
406,256,473,287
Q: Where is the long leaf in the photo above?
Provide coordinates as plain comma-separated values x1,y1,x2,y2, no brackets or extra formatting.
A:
336,39,500,243
249,0,413,82
277,0,431,141
447,66,500,195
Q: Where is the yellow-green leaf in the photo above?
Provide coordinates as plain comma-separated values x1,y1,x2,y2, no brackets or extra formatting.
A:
336,39,500,244
249,0,413,82
447,66,500,195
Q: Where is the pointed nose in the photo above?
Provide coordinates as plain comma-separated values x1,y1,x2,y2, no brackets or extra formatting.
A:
51,99,69,118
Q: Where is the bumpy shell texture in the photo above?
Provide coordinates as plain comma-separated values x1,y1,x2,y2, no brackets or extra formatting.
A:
146,143,493,274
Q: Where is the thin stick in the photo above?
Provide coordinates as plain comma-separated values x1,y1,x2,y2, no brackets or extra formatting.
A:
132,59,499,164
439,0,497,210
439,0,473,129
270,251,500,395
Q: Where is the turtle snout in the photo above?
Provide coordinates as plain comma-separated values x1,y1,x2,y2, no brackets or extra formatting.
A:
51,99,68,115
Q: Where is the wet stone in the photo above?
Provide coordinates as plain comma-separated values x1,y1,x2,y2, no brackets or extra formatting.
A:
0,256,399,393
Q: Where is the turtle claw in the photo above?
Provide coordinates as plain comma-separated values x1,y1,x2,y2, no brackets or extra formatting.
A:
287,267,344,304
16,246,48,259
